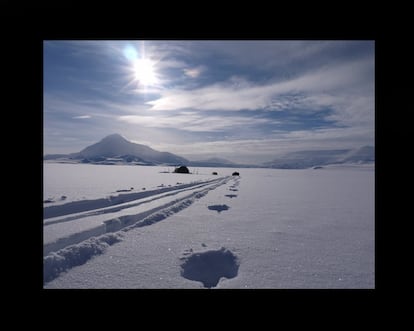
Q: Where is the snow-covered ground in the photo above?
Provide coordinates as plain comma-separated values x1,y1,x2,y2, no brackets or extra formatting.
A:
43,163,374,289
43,163,219,205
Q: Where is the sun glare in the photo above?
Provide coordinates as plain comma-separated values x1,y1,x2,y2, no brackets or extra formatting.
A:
122,44,160,90
134,58,157,86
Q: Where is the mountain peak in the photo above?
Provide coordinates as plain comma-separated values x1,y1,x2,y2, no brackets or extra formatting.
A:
62,134,189,165
101,133,128,142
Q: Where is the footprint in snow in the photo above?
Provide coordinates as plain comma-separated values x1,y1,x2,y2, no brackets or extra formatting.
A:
208,204,230,213
180,247,239,288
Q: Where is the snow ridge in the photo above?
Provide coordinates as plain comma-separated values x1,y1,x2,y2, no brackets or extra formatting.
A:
123,181,224,230
43,233,123,283
44,179,221,219
44,177,230,255
44,179,223,226
43,176,231,284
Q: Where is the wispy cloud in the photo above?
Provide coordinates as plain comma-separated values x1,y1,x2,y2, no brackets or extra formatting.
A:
147,57,373,111
145,56,374,138
118,113,271,132
72,115,91,119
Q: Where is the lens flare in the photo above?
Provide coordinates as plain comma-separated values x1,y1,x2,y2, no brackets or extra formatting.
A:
123,45,138,61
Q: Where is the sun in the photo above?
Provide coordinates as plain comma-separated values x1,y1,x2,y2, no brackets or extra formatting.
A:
133,58,157,86
122,44,160,90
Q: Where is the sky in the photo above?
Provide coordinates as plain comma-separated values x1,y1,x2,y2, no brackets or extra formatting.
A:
44,40,374,164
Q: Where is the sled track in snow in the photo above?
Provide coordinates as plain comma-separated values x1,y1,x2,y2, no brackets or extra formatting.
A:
43,176,232,284
44,178,224,220
44,176,231,255
44,178,226,226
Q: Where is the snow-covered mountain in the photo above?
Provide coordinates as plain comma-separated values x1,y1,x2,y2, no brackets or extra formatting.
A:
45,134,189,166
264,146,375,169
340,145,375,163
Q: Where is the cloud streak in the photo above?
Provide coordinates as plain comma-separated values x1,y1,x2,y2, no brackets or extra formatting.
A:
176,58,368,107
118,113,271,132
72,115,91,119
146,56,374,128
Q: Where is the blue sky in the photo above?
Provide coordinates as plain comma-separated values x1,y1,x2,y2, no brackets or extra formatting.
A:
44,40,374,163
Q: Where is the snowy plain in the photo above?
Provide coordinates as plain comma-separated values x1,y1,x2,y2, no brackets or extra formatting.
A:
43,163,375,289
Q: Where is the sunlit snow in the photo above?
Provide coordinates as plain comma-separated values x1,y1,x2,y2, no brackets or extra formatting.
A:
43,163,374,289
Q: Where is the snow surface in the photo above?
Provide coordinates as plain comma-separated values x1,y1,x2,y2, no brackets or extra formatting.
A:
44,164,374,289
43,163,220,205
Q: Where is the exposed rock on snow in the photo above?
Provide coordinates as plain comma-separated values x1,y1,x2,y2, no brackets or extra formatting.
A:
174,165,190,174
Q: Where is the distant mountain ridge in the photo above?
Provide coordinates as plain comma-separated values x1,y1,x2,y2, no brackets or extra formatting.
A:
44,134,188,166
341,145,375,163
44,134,374,169
188,157,236,168
264,146,375,169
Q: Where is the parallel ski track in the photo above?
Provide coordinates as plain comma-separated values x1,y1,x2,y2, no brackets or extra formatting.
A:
44,177,227,227
43,177,224,220
43,176,232,256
